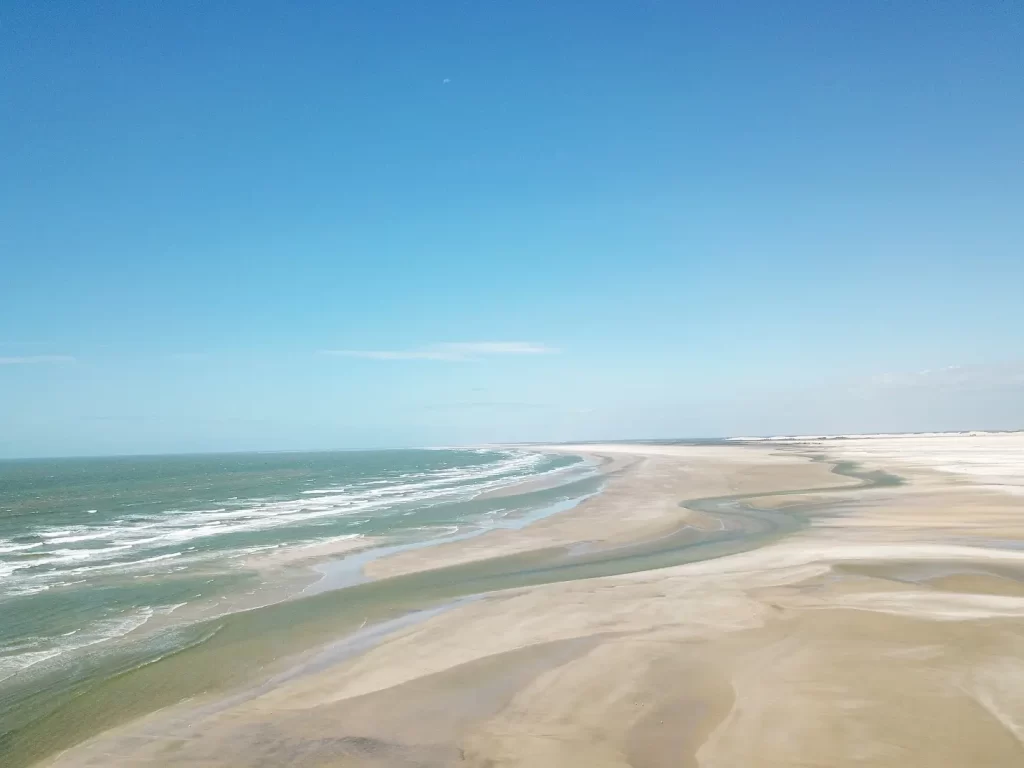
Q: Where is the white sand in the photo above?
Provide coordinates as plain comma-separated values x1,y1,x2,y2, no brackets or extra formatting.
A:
42,435,1024,768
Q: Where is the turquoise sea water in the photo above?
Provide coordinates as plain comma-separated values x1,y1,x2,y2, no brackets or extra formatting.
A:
0,448,591,692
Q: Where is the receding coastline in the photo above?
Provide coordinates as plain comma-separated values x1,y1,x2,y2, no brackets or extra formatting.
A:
9,435,1024,767
3,444,848,767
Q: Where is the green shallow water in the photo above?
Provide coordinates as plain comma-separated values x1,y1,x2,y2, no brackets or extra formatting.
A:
0,458,901,767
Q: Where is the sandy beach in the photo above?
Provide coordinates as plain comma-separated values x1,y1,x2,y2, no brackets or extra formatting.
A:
36,435,1024,767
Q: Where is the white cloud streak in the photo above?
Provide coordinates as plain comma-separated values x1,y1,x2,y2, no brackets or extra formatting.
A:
0,355,76,365
325,349,465,361
850,361,1024,397
321,342,558,362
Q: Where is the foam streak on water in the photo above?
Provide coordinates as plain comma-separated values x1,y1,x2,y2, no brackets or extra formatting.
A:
0,448,591,688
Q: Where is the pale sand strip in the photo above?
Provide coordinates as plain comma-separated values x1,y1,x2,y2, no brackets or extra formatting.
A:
43,436,1024,767
365,443,850,580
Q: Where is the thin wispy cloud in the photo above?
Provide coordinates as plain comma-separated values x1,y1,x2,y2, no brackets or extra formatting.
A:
850,361,1024,397
326,349,465,361
321,342,558,362
0,355,76,365
422,401,554,411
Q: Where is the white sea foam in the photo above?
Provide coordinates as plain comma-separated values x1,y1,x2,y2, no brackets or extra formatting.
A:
63,552,184,576
44,530,122,544
0,541,42,554
0,449,591,696
0,449,574,601
0,606,155,684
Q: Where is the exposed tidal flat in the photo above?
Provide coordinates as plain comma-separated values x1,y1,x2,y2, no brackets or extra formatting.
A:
0,448,597,765
5,434,1024,767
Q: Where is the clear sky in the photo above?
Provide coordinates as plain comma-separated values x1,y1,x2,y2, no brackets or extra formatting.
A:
2,1,1022,457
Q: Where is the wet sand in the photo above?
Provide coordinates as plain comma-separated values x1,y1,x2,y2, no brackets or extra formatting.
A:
32,437,1024,767
365,444,849,580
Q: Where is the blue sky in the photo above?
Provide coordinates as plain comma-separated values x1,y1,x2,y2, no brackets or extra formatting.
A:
2,1,1022,457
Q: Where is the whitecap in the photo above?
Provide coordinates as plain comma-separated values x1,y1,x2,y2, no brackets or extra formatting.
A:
0,606,155,684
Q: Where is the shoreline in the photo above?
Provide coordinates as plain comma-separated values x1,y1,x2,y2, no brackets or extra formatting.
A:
125,452,607,642
15,435,1024,767
363,443,852,581
0,449,603,766
303,483,603,595
14,443,855,768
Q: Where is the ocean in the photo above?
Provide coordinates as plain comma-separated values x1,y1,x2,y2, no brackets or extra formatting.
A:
0,448,595,722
